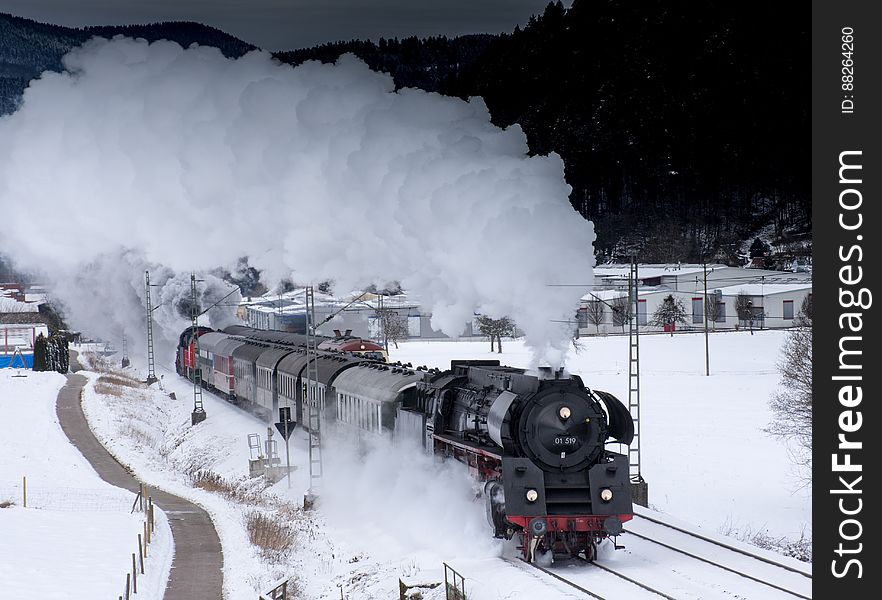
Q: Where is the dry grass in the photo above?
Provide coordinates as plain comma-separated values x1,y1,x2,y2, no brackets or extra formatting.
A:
189,469,267,505
98,373,142,388
245,510,295,562
0,500,15,508
94,382,125,397
94,371,145,397
719,519,812,563
191,470,233,494
749,530,812,563
119,422,156,448
81,352,112,373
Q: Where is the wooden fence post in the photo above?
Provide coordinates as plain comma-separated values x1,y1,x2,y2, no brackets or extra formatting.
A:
22,476,26,508
132,553,137,594
144,521,149,551
138,534,144,574
125,574,130,600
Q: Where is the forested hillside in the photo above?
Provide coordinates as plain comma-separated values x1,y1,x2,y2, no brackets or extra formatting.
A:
2,2,809,265
0,13,254,114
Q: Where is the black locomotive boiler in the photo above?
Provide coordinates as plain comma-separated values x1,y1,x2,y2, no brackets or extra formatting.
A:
417,361,634,561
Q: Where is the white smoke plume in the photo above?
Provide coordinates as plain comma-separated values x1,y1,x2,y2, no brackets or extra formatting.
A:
0,37,594,366
319,432,502,561
44,250,240,357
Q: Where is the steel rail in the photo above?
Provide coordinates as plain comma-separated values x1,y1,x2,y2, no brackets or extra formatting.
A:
506,558,608,600
587,561,677,600
624,529,811,600
631,512,811,578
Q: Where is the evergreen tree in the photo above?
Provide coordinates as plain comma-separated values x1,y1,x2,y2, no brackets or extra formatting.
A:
32,333,49,371
50,334,69,373
649,295,688,335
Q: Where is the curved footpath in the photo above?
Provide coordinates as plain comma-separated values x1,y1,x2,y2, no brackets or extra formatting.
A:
57,354,224,599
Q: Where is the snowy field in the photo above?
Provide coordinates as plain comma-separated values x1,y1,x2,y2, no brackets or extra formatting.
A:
0,369,172,600
1,329,809,599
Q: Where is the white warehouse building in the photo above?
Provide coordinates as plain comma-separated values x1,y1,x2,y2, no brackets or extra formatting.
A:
578,264,811,336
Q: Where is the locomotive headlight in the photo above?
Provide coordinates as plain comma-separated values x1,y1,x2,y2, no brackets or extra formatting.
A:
559,406,572,420
525,489,539,503
600,488,613,502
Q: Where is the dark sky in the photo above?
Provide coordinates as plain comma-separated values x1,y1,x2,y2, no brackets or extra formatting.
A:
1,0,574,51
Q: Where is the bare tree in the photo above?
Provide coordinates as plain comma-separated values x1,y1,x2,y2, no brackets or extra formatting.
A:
374,308,409,351
735,292,756,334
765,295,812,470
705,295,723,329
649,294,688,336
475,315,516,353
611,295,632,332
585,300,605,333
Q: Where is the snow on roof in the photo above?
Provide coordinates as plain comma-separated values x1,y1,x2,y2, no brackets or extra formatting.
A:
244,288,420,313
0,297,40,312
580,286,668,302
580,289,626,302
713,282,812,296
594,264,727,279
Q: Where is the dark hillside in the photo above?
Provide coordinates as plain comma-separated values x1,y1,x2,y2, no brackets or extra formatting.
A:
0,12,254,113
276,1,809,264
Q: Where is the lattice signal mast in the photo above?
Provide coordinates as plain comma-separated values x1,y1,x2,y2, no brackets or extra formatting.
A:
190,273,206,425
304,285,322,507
628,256,648,506
144,271,157,385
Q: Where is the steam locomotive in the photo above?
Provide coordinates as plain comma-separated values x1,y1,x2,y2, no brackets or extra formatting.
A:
176,325,634,561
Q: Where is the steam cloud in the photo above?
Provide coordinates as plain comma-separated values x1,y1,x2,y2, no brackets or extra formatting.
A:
0,37,594,365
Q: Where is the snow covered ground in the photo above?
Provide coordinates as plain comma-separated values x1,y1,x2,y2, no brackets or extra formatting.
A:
1,329,810,599
0,369,172,600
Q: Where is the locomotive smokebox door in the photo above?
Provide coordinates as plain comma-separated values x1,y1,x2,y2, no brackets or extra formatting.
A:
587,455,632,515
502,458,547,517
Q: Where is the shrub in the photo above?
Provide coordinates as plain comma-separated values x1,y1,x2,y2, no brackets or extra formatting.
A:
245,510,295,562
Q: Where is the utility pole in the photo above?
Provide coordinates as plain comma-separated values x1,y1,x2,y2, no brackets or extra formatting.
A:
304,285,322,508
144,271,157,385
190,274,206,425
377,293,387,353
628,256,648,506
703,262,710,376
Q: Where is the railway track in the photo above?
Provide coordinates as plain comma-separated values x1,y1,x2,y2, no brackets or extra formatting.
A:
507,557,671,600
623,511,811,599
511,552,702,600
508,512,812,600
631,511,812,578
